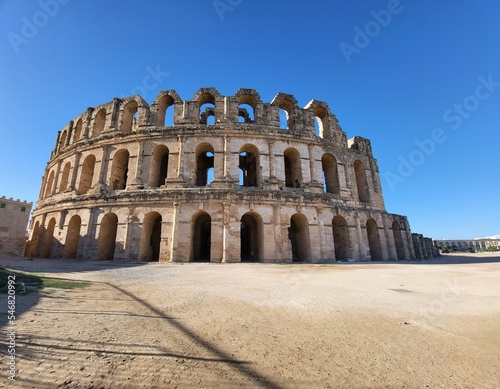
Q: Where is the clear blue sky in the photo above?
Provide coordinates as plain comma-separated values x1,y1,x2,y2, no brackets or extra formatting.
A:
1,0,499,239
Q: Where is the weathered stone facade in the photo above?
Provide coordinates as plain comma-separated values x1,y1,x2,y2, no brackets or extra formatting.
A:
0,196,32,256
27,88,419,262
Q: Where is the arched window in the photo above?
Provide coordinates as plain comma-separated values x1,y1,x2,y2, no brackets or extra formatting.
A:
239,144,259,187
59,131,68,151
392,221,405,260
288,213,310,262
121,101,138,133
354,160,370,203
237,93,256,123
157,95,175,126
64,215,81,259
73,119,83,143
139,212,162,262
198,93,216,125
313,106,330,139
110,150,130,190
149,145,169,187
367,219,383,261
192,212,211,262
332,215,351,260
195,143,214,186
59,162,71,193
44,170,55,198
93,109,106,137
97,213,118,260
279,99,295,130
240,213,262,262
284,148,302,188
322,153,340,194
78,154,96,194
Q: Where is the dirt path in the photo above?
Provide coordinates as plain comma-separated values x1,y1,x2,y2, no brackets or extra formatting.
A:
1,254,499,388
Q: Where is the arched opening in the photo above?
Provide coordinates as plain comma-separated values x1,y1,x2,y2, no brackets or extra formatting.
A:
392,221,405,260
93,108,106,137
59,162,71,193
313,106,330,139
59,131,67,151
110,149,129,190
354,160,370,203
73,119,83,143
238,104,254,123
42,218,56,258
64,215,81,259
239,144,259,187
237,94,256,123
367,219,383,261
322,153,340,194
139,212,162,262
121,101,138,133
332,215,351,260
97,213,118,260
284,147,302,188
192,213,211,262
279,99,294,130
78,154,96,194
198,93,216,125
44,170,55,198
157,95,175,126
150,145,169,187
195,143,215,186
288,213,310,262
240,213,262,262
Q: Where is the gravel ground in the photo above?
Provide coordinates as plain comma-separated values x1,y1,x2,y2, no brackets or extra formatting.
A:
1,253,499,388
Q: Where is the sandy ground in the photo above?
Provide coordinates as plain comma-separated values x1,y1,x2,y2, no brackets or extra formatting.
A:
0,253,499,389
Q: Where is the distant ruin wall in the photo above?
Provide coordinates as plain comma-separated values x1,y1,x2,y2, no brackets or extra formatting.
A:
0,196,32,256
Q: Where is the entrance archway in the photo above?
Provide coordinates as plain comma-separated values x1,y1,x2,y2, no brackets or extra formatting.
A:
97,213,118,260
64,215,81,259
288,213,310,262
240,213,261,262
332,215,351,260
140,212,162,261
193,213,211,262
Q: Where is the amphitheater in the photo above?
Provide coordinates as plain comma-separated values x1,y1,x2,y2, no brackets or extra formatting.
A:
26,88,422,263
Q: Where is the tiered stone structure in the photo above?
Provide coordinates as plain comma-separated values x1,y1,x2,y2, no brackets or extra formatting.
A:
0,196,32,256
27,88,420,262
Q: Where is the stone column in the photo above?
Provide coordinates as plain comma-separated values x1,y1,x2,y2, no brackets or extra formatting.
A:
354,213,365,260
68,152,81,192
267,139,279,189
384,224,397,260
129,141,144,189
169,202,179,262
51,161,62,195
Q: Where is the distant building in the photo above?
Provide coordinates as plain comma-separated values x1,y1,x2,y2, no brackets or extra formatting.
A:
435,238,500,252
0,196,33,256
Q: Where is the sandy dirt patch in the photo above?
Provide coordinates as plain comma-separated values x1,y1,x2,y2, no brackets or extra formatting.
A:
1,253,499,388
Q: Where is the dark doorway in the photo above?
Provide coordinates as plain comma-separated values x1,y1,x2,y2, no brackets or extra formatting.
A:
241,214,259,262
193,213,211,262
